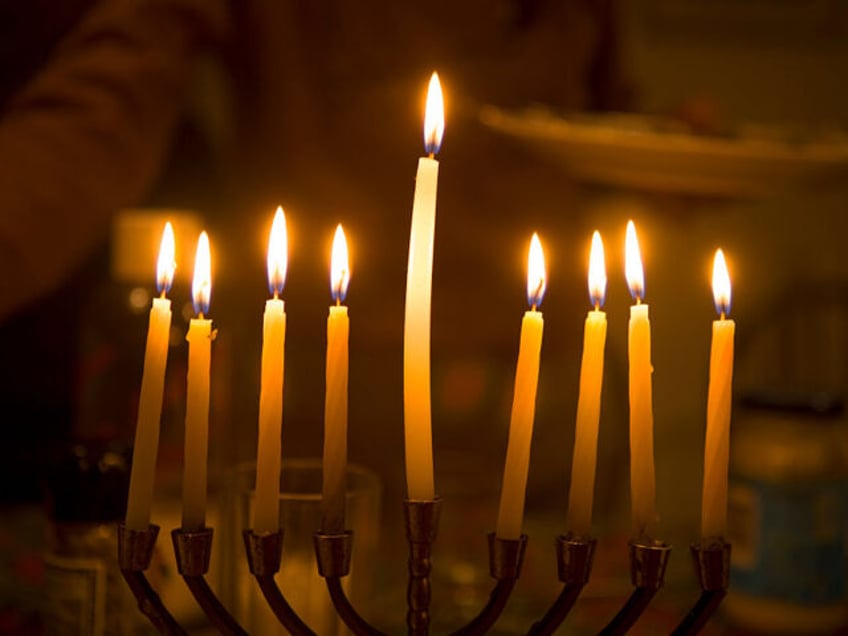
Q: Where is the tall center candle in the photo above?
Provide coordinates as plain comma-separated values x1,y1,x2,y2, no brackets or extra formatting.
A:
496,234,546,540
625,220,657,539
403,72,444,501
182,231,214,531
566,231,608,538
125,222,175,531
701,249,735,541
254,207,288,534
322,225,351,533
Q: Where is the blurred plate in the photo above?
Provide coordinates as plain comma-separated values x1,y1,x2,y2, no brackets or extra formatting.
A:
480,105,848,198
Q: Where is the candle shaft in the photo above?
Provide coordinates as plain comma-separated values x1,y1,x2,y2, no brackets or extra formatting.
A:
701,318,735,540
628,303,657,538
125,297,172,531
496,310,544,540
403,156,438,500
181,317,213,531
566,309,607,538
254,299,286,533
322,305,349,533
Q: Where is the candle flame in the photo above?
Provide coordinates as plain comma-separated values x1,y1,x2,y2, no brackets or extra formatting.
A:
588,230,606,309
156,221,176,295
712,248,731,317
192,231,211,316
527,233,546,309
423,72,445,155
267,206,288,296
330,223,350,303
625,220,645,301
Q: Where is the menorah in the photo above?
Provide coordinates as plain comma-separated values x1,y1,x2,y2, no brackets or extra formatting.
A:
116,507,730,635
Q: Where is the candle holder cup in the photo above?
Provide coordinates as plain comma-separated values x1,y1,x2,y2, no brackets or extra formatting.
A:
671,540,731,636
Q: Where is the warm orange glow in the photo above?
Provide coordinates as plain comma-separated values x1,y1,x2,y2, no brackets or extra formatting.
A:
330,224,350,303
527,233,546,309
625,220,645,301
267,206,288,297
192,231,211,316
423,72,445,155
156,222,176,295
588,230,606,309
712,248,731,317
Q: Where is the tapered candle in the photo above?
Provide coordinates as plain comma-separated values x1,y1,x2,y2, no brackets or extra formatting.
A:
322,224,351,533
254,208,288,533
625,220,657,539
181,231,214,531
496,233,546,540
125,223,175,531
701,249,735,541
403,71,444,501
566,231,608,538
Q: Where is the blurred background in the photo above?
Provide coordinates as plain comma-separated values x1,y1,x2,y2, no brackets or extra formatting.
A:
0,0,847,633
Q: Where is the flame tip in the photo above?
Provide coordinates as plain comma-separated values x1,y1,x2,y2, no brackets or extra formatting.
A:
267,207,288,296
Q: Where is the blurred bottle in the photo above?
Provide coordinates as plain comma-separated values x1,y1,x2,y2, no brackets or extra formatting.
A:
724,391,848,634
43,440,150,635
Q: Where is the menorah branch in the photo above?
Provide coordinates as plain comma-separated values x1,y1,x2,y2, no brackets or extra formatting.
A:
171,527,247,635
449,533,527,636
527,535,596,636
314,530,386,636
242,529,316,636
671,541,731,636
598,540,671,636
118,524,187,636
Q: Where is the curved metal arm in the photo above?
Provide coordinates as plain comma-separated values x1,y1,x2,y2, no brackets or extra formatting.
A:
597,540,671,636
527,536,596,636
171,528,247,635
118,524,187,636
450,533,527,636
243,529,316,636
314,531,387,636
671,542,730,636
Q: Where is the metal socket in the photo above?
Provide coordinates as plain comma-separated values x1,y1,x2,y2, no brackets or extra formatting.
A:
314,531,354,578
487,533,528,580
118,523,159,571
243,529,284,577
691,541,731,591
171,527,213,577
403,498,442,543
629,540,671,589
556,535,597,586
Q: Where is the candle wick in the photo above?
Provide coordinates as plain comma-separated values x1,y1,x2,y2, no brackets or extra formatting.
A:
336,297,341,307
428,151,435,160
720,310,726,321
530,303,537,312
594,300,600,312
635,295,642,305
160,290,166,300
273,291,279,301
198,312,204,320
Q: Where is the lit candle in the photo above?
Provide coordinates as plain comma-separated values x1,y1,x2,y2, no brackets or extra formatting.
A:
322,224,351,533
181,231,214,531
495,233,546,540
701,249,735,541
403,71,444,501
625,220,657,539
254,208,288,533
125,222,175,531
566,231,608,538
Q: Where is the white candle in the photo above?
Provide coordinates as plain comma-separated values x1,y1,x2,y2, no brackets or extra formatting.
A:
625,220,658,539
125,223,175,531
322,224,350,533
701,249,735,541
496,234,546,540
403,72,444,501
566,231,608,538
181,231,214,531
254,208,288,533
